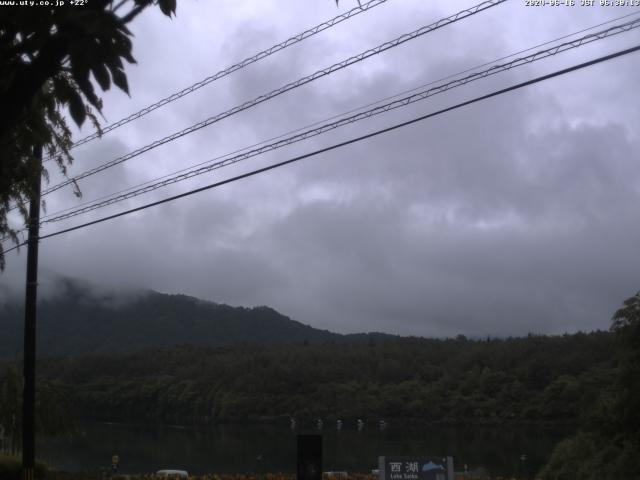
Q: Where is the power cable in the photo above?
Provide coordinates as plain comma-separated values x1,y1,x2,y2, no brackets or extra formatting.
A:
4,43,638,256
38,17,640,225
38,9,640,222
39,0,506,197
5,11,639,239
41,0,392,162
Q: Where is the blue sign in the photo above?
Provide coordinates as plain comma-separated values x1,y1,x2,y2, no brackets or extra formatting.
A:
378,456,453,480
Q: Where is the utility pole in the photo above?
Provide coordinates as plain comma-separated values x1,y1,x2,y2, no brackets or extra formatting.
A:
22,145,42,480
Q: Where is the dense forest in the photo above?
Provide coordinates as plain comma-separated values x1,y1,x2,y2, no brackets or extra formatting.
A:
15,331,614,426
1,281,638,478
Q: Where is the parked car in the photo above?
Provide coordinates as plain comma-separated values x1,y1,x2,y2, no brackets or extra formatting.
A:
156,469,189,478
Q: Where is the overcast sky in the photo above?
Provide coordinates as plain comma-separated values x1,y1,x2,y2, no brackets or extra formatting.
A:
2,0,640,337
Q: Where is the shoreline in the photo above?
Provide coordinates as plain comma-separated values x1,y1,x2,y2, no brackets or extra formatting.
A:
68,418,581,430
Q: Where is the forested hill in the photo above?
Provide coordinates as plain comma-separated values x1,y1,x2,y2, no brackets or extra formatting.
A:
0,278,395,358
34,331,615,426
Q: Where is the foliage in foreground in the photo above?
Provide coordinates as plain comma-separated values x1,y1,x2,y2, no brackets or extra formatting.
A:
538,432,640,480
537,291,640,480
0,0,177,269
0,365,75,453
0,454,47,480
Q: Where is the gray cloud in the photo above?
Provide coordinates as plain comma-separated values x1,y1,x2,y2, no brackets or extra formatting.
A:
2,0,640,337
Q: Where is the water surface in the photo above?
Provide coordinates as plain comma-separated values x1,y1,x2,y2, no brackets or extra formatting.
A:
37,422,573,478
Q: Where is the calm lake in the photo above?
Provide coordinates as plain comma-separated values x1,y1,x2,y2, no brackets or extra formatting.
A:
37,422,574,478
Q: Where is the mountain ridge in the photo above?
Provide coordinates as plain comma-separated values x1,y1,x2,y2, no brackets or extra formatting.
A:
0,277,397,358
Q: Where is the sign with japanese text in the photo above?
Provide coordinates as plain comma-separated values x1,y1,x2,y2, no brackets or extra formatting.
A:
378,456,453,480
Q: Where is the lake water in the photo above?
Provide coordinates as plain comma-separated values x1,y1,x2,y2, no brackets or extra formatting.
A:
37,422,573,478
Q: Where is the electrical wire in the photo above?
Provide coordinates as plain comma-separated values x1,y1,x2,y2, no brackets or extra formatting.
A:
5,10,639,239
37,17,640,225
39,0,506,197
4,43,638,256
38,9,640,222
41,0,392,162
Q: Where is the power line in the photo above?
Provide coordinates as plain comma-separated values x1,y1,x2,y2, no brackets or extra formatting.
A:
40,0,506,197
41,0,392,162
6,10,640,237
38,17,640,225
4,43,638,256
338,9,640,120
38,10,640,223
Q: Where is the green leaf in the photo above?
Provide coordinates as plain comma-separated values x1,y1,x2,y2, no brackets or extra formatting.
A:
105,49,125,70
157,0,177,17
112,34,136,64
110,67,129,95
67,88,86,127
52,76,75,105
71,179,83,198
52,75,90,122
76,78,101,111
92,62,111,91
